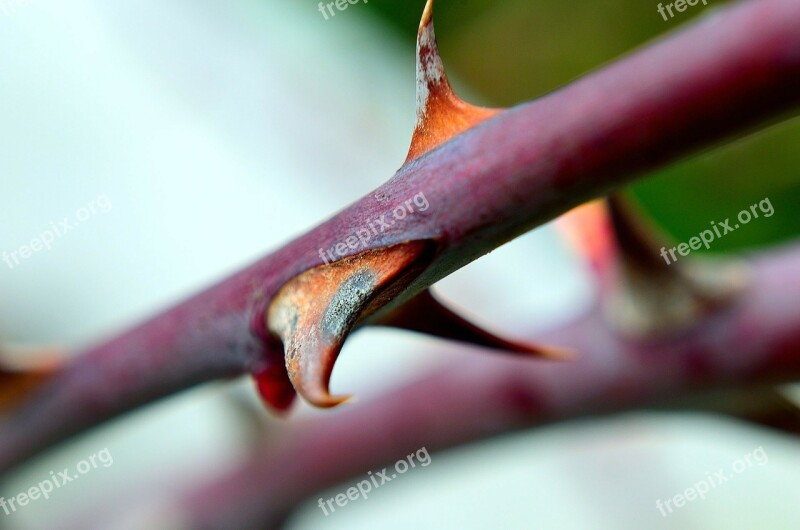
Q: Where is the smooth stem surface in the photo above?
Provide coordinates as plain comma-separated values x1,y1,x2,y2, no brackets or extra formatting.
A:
1,0,798,473
182,244,800,530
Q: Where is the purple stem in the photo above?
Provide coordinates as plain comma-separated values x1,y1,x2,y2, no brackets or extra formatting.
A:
1,0,798,472
181,243,800,529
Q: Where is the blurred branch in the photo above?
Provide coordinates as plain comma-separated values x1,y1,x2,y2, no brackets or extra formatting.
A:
177,243,800,529
1,0,799,473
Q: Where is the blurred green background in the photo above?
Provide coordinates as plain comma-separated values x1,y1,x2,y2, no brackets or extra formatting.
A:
362,0,800,252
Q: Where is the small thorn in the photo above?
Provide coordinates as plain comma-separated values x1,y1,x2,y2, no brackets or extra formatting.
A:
606,194,681,273
0,344,62,412
561,195,749,337
606,194,749,337
267,241,435,408
406,0,501,164
374,290,574,360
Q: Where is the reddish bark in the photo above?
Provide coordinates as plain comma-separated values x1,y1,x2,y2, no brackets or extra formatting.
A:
0,0,798,473
180,243,800,530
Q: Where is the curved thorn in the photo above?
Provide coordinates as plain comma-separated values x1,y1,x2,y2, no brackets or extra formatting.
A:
406,0,502,163
373,289,574,360
267,242,435,408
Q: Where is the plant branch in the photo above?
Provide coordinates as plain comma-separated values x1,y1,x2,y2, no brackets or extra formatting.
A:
177,243,800,530
1,0,799,473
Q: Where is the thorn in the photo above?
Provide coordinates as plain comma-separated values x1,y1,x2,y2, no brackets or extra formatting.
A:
0,344,62,412
606,194,683,274
267,241,435,408
561,195,749,337
406,0,501,164
373,289,574,360
606,194,749,337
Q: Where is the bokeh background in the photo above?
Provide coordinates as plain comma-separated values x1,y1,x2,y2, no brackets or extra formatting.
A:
0,0,798,528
